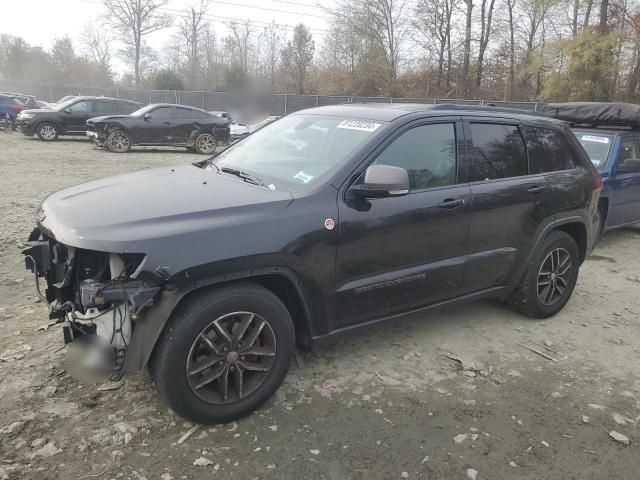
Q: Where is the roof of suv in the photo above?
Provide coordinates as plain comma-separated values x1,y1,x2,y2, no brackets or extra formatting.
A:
296,103,564,126
70,96,141,104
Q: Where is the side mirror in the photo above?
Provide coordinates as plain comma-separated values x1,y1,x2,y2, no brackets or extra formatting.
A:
143,112,151,120
349,164,410,199
617,158,640,174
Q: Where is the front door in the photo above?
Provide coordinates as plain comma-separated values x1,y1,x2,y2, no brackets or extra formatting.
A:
462,121,550,292
137,106,175,144
63,100,94,132
335,120,472,328
609,136,640,226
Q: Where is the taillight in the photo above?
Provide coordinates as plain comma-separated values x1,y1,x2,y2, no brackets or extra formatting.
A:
8,104,23,112
594,175,603,190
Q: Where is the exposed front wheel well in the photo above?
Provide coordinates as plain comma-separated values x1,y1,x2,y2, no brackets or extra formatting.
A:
166,275,312,351
554,222,587,264
598,198,609,234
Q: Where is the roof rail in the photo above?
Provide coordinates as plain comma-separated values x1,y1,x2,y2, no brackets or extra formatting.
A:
430,103,549,117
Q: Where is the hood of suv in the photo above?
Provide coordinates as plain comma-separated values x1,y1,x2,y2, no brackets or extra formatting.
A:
38,164,293,252
19,108,54,115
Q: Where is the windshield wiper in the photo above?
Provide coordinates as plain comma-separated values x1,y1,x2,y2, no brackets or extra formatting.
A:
220,167,266,187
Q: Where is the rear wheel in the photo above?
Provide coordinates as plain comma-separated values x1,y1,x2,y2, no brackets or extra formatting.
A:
106,130,131,153
36,122,59,141
150,282,295,424
508,231,579,318
194,133,217,155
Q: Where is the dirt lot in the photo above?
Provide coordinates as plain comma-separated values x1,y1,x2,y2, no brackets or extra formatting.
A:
0,131,639,480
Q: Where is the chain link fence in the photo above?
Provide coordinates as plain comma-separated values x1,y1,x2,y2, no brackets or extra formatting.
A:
0,80,542,116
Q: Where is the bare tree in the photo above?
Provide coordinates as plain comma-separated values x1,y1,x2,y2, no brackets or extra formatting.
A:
81,23,112,74
177,0,209,88
102,0,172,86
228,20,253,72
414,0,458,91
352,0,409,93
261,21,283,91
475,0,497,89
281,23,315,94
462,0,474,93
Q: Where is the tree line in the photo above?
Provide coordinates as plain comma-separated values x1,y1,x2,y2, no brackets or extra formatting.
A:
1,0,639,102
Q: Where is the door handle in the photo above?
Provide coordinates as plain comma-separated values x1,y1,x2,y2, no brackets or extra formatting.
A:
527,185,546,193
438,198,466,209
163,121,171,125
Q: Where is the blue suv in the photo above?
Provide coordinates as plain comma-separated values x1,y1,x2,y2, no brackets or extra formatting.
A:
574,129,640,233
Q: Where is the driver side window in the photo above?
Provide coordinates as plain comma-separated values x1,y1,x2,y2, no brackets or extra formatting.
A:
151,107,174,119
68,101,92,113
373,123,457,190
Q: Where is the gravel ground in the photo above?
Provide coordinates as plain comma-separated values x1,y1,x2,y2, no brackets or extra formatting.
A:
0,131,639,480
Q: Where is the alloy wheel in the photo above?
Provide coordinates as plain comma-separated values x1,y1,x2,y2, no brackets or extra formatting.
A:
537,247,572,306
186,311,276,404
197,134,216,154
109,132,130,152
40,125,56,140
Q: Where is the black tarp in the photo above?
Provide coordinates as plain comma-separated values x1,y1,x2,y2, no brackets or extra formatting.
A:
538,102,640,127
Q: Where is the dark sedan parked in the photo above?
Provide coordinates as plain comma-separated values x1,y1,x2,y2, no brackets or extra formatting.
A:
17,96,142,141
86,104,231,154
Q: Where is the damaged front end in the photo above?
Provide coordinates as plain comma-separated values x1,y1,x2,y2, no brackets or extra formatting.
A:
23,226,162,378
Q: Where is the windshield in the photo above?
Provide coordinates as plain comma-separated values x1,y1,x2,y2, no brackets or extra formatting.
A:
130,104,157,117
54,99,78,111
212,114,384,190
574,131,614,168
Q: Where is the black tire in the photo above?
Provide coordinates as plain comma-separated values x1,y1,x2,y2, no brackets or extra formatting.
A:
36,122,59,141
106,130,132,153
149,282,295,424
508,231,580,319
194,133,217,155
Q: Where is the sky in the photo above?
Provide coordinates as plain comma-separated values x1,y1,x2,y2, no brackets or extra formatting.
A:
1,0,333,73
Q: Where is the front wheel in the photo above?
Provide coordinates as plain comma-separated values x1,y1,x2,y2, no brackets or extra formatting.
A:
149,282,295,424
36,122,59,141
508,231,580,318
194,133,217,154
106,130,132,153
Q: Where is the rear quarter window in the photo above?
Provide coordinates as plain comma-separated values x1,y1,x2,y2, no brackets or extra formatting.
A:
525,126,577,173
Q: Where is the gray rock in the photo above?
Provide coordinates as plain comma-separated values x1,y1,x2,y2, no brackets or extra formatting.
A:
33,442,62,457
1,421,25,435
609,431,630,445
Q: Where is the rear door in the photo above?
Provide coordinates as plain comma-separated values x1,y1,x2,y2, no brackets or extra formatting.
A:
335,118,472,327
609,136,640,226
462,120,550,292
174,107,202,144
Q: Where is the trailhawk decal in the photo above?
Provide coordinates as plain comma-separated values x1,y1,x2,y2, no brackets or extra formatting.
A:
337,119,382,132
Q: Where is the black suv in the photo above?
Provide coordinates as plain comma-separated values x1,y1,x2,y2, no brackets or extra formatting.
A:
23,104,601,423
16,96,142,141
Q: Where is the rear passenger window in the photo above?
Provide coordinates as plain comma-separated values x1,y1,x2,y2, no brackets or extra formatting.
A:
95,102,113,114
176,108,196,119
526,127,577,173
373,123,457,190
469,123,527,181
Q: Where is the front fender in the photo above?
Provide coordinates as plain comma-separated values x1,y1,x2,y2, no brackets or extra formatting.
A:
123,265,313,373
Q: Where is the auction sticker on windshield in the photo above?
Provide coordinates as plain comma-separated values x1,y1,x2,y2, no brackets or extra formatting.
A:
337,119,382,132
581,135,610,144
